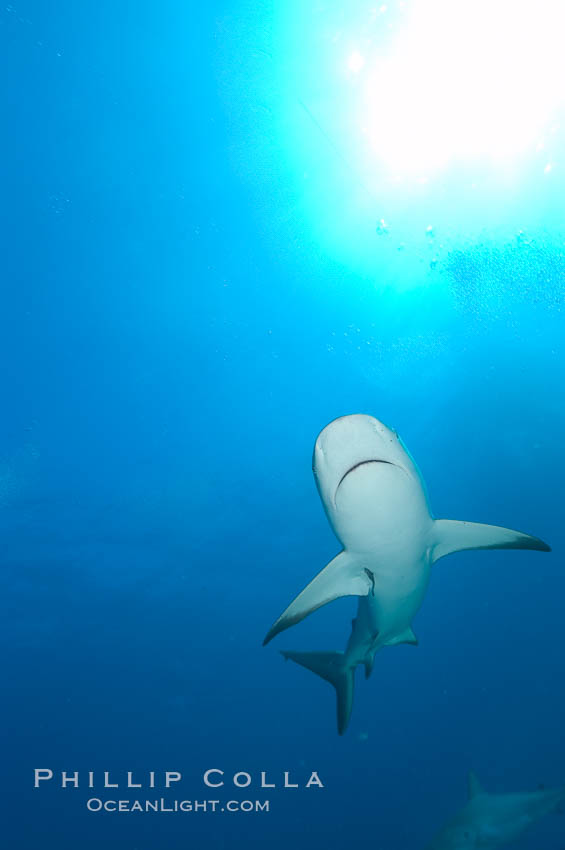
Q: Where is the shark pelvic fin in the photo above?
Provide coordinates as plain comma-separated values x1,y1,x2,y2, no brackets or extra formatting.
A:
263,551,373,645
281,650,354,735
467,770,484,800
432,519,551,563
384,627,418,648
363,655,375,680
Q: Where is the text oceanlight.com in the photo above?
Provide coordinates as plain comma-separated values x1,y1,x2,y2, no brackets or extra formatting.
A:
86,798,270,813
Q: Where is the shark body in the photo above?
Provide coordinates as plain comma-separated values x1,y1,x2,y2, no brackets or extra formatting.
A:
426,771,565,849
264,414,550,734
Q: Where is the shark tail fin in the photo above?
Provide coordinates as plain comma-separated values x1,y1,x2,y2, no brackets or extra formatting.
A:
281,650,354,735
432,519,551,563
263,551,373,645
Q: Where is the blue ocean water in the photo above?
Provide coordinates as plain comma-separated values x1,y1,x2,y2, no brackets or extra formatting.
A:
2,1,565,848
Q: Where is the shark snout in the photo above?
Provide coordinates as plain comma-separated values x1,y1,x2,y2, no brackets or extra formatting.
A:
312,414,414,514
314,415,399,470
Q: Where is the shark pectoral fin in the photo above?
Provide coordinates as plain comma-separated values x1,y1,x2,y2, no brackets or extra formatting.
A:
431,519,551,563
281,650,354,735
384,627,418,648
263,551,372,646
467,770,484,800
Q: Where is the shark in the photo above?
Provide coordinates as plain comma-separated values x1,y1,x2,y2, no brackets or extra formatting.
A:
263,414,550,734
425,770,565,849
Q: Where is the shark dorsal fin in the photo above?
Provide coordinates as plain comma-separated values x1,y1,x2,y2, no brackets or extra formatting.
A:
467,770,484,800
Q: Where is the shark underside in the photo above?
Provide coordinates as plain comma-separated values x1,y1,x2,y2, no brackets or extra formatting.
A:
264,414,550,734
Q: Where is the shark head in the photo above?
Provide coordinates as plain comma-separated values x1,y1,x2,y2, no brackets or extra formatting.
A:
313,414,414,490
312,414,428,551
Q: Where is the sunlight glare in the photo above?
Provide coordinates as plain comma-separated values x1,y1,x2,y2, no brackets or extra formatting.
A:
351,0,565,175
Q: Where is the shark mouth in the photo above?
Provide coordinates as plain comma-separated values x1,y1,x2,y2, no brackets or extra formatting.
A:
334,459,395,505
